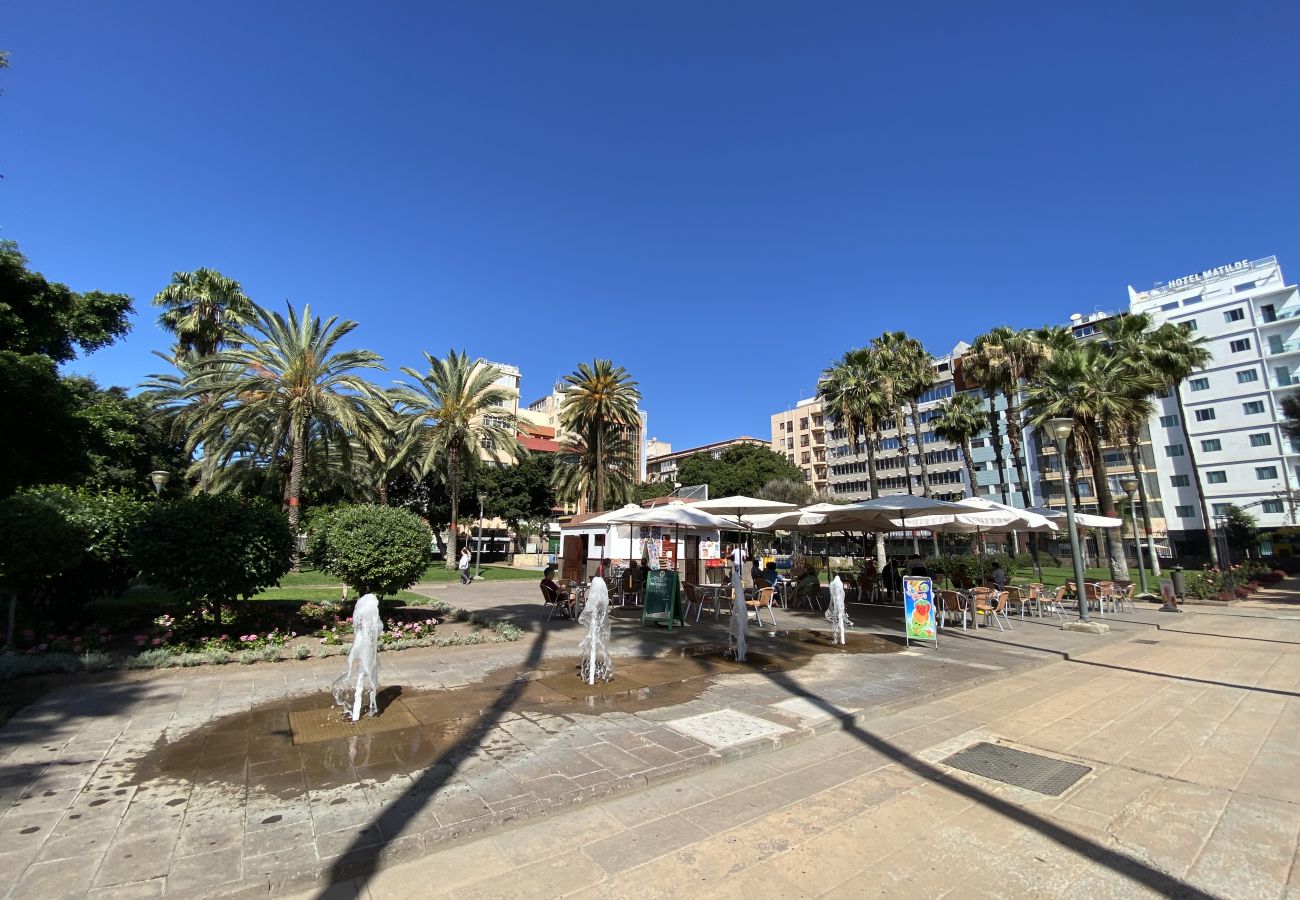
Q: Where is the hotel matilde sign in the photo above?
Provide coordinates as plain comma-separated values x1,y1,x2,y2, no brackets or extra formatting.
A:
1158,259,1252,291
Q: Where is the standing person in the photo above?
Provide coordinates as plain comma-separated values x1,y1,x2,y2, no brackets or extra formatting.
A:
458,546,472,584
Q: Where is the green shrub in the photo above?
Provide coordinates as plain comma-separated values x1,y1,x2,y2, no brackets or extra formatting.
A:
308,504,433,597
131,494,293,622
238,650,258,665
0,493,89,647
79,650,113,671
293,644,310,660
0,653,82,680
21,486,147,603
124,648,175,669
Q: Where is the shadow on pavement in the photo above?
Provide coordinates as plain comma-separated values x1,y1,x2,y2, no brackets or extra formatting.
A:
761,666,1217,899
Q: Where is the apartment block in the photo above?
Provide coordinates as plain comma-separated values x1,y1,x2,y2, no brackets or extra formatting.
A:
769,398,828,494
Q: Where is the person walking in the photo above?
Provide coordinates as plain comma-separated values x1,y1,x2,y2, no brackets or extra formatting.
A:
459,546,472,584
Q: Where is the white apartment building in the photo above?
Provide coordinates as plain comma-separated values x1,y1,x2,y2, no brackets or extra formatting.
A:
1129,255,1300,548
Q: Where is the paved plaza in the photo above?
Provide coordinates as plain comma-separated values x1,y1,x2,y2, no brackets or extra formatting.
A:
3,580,1299,898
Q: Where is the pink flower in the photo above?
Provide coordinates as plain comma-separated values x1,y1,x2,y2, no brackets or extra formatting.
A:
151,638,163,646
220,634,230,641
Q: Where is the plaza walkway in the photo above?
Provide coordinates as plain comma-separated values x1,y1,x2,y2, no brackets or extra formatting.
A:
2,580,1298,898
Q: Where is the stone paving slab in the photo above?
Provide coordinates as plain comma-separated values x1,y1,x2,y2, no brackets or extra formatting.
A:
0,581,1225,898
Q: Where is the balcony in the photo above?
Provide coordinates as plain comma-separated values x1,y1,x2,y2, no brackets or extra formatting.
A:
1267,339,1300,357
1259,306,1300,325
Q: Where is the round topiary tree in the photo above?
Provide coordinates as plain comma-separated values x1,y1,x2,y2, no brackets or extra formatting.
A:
22,486,148,604
131,494,293,624
0,494,89,649
309,504,433,597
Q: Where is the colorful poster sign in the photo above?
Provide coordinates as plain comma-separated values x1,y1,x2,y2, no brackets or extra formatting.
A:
699,541,720,560
903,576,937,646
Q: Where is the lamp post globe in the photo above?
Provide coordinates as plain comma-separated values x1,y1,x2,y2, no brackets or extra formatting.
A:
148,470,171,497
1045,419,1090,623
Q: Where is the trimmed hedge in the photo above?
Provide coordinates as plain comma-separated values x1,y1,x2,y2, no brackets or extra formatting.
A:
308,504,433,597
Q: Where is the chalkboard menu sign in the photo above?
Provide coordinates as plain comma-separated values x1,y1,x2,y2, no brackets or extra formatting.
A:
641,570,683,629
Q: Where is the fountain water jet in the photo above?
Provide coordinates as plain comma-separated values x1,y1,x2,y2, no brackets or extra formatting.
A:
331,593,384,720
578,577,613,684
826,575,852,645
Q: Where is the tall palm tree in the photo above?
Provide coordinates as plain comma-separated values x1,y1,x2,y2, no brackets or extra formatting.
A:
152,268,255,359
979,327,1050,507
873,332,929,494
552,425,637,512
195,303,387,549
961,335,1011,506
1146,322,1217,563
819,347,890,566
556,360,641,513
393,351,522,565
1027,344,1162,581
932,392,985,500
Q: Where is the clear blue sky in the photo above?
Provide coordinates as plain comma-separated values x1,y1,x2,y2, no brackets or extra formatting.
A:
5,2,1299,448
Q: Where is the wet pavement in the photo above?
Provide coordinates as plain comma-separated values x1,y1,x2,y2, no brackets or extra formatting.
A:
0,585,1184,898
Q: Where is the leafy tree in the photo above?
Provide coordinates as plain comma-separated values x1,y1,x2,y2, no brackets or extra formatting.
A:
962,334,1011,506
931,392,985,499
65,377,191,494
0,351,92,496
0,241,133,363
194,303,387,547
1283,393,1300,442
393,351,522,566
1222,504,1259,561
479,453,557,544
131,494,293,624
758,478,814,507
555,359,641,513
308,504,433,596
20,486,148,604
0,493,88,649
676,444,804,499
634,481,674,504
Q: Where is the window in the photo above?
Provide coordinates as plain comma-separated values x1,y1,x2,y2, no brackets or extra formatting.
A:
1190,377,1210,391
1165,444,1185,458
1251,433,1273,447
1235,281,1257,292
1261,304,1276,322
1230,338,1251,352
1212,503,1232,516
1257,466,1278,480
1224,308,1245,323
1159,414,1179,427
1263,500,1285,514
1243,401,1266,415
1238,369,1259,383
1201,439,1222,452
1161,301,1180,311
1175,505,1196,518
1206,471,1227,484
1194,408,1216,422
1170,474,1190,487
1181,320,1198,332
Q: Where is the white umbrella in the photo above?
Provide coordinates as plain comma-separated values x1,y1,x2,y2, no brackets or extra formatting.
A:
1025,506,1122,529
607,503,743,530
692,495,798,517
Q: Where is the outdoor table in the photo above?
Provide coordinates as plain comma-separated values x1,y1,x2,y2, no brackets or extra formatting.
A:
695,584,724,621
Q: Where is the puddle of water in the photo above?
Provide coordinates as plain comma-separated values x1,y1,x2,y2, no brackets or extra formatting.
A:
133,630,901,798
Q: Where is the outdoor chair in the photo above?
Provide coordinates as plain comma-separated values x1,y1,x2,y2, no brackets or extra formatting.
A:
746,586,778,626
937,589,969,631
1040,585,1067,619
622,573,643,608
539,583,567,623
840,574,859,604
973,590,1013,632
796,581,824,611
1083,583,1106,616
1113,581,1136,613
1004,586,1031,619
860,575,884,603
683,583,704,623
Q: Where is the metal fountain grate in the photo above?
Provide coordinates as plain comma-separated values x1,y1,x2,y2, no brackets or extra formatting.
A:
942,742,1091,796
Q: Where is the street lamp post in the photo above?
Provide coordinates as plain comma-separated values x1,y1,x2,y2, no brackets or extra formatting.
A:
148,470,171,497
475,493,486,581
1047,418,1095,627
1120,477,1148,595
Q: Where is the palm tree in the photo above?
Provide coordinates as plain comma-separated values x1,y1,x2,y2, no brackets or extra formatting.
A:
873,332,930,494
1146,322,1217,563
552,425,637,512
961,335,1012,506
932,392,985,500
195,303,386,549
819,347,891,567
393,351,522,565
152,268,255,359
1282,394,1300,441
556,360,641,513
979,327,1050,507
1026,344,1162,581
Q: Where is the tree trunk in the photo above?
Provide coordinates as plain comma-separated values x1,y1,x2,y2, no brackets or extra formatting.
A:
962,438,979,499
4,592,15,651
593,423,605,513
909,399,930,497
895,411,912,493
377,479,389,506
1004,388,1032,507
1082,430,1130,581
447,445,460,570
987,396,1010,505
288,422,306,569
867,428,880,499
1174,383,1219,565
1126,430,1162,578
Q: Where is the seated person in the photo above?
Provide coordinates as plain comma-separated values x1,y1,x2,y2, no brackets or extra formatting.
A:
764,561,781,587
988,564,1007,591
626,560,644,590
540,566,575,618
907,554,929,577
796,565,822,599
861,559,878,581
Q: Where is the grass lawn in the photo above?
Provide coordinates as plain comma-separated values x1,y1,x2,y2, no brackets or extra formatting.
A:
1011,564,1113,588
278,564,539,587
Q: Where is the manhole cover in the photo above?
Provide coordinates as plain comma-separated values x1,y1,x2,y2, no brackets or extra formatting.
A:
288,700,420,744
942,742,1090,796
667,709,792,748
